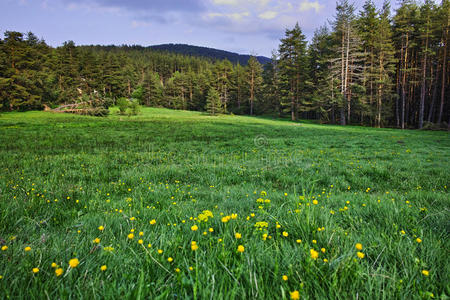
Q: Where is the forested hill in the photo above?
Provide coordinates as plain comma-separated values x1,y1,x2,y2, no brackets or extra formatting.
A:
148,44,271,65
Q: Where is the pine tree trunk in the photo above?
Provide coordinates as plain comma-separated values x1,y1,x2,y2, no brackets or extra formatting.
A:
428,64,439,122
250,69,254,116
438,25,448,124
401,33,409,129
419,26,429,129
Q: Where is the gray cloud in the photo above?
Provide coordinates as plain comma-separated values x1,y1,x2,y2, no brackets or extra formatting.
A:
62,0,205,13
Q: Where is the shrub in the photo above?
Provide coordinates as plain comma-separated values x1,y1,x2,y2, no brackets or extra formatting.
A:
117,97,129,115
128,99,141,116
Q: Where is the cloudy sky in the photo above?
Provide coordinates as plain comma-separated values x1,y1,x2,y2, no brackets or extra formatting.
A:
1,0,396,57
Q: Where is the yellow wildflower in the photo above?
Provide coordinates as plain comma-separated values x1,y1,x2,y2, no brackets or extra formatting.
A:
69,258,80,268
55,268,63,276
310,249,319,260
290,290,300,300
237,245,245,253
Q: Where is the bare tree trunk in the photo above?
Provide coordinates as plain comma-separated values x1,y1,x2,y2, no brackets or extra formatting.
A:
401,33,409,129
250,68,254,116
428,64,439,122
396,64,400,127
419,22,429,129
438,24,448,124
344,26,350,124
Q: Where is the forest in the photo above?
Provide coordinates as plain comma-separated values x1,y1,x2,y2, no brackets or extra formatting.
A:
0,0,448,129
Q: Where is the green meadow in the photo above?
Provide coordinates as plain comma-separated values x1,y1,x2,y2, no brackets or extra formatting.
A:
0,108,448,299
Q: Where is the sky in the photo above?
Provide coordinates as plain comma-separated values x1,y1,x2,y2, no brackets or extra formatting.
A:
1,0,402,57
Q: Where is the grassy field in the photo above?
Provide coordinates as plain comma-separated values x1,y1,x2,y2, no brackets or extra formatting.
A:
0,108,449,299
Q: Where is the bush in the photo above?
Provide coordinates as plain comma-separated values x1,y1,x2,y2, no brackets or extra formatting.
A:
128,99,141,116
117,98,129,115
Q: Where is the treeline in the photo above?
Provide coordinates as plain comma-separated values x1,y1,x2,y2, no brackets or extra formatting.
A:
148,44,272,65
0,0,448,129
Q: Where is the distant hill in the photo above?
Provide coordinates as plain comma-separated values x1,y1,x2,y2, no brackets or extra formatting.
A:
148,44,271,65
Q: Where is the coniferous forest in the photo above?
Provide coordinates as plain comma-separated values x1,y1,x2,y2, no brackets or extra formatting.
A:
0,0,448,129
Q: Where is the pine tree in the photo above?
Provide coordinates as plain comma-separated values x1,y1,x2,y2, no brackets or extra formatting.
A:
246,56,263,115
278,23,308,121
205,87,222,115
330,0,364,125
373,1,397,127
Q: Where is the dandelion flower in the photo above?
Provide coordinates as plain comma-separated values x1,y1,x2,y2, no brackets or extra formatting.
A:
191,241,198,251
101,265,107,271
209,228,214,233
51,262,58,268
310,249,319,260
321,248,326,253
357,252,365,259
312,200,318,205
149,219,156,225
24,246,31,252
235,233,242,239
175,268,180,273
416,238,422,243
290,290,300,300
55,268,63,276
355,243,363,250
32,268,39,274
98,226,104,231
282,275,288,281
282,231,288,237
138,239,143,245
69,258,80,268
191,225,198,231
1,246,7,251
158,249,163,254
167,257,173,262
128,233,134,240
422,270,429,276
93,238,100,244
296,239,302,244
237,245,245,253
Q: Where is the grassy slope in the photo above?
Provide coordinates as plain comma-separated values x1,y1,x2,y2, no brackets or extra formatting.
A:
0,108,449,299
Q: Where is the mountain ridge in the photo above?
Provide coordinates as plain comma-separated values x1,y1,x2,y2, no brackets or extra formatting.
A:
148,43,271,65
